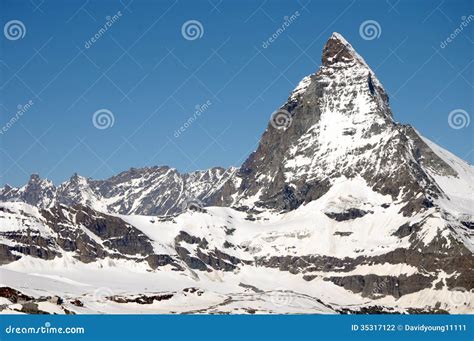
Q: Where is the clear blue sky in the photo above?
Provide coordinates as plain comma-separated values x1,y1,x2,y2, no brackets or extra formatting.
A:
1,0,473,187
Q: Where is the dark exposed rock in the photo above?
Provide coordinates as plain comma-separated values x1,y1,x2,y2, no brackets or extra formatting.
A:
337,305,448,314
63,308,76,315
41,204,155,261
258,255,357,274
70,299,84,307
175,231,208,248
0,287,34,303
75,206,154,256
223,241,234,248
245,214,256,221
369,239,474,291
18,302,49,315
238,283,264,293
322,33,362,67
111,293,173,304
405,307,450,314
337,306,396,314
367,73,375,95
0,230,60,261
333,231,353,236
183,287,204,296
0,244,21,264
174,230,244,272
325,208,372,221
175,246,209,271
404,126,457,178
224,227,236,235
196,248,241,271
327,274,434,298
392,222,423,238
146,254,176,269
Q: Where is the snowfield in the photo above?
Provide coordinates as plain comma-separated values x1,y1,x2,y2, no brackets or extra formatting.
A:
0,175,472,314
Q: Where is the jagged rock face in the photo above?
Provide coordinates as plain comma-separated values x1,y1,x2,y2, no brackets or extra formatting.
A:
0,202,245,273
90,166,235,215
0,203,158,264
215,33,457,213
55,173,102,208
1,167,236,216
0,174,56,209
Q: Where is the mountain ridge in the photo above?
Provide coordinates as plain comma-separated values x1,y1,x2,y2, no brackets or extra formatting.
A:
2,33,471,217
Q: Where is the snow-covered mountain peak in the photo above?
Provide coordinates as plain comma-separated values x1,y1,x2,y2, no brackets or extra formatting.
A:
323,32,369,67
18,174,56,208
211,33,471,216
318,33,391,121
290,33,387,106
25,173,53,188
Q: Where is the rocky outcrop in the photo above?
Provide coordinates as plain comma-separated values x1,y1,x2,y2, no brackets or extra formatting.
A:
174,231,244,272
325,208,372,221
328,274,435,299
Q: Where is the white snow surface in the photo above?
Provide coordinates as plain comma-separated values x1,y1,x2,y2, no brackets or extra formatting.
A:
1,175,472,314
420,134,474,215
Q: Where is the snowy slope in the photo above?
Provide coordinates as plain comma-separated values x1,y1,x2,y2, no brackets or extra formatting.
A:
420,135,474,215
1,179,472,314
